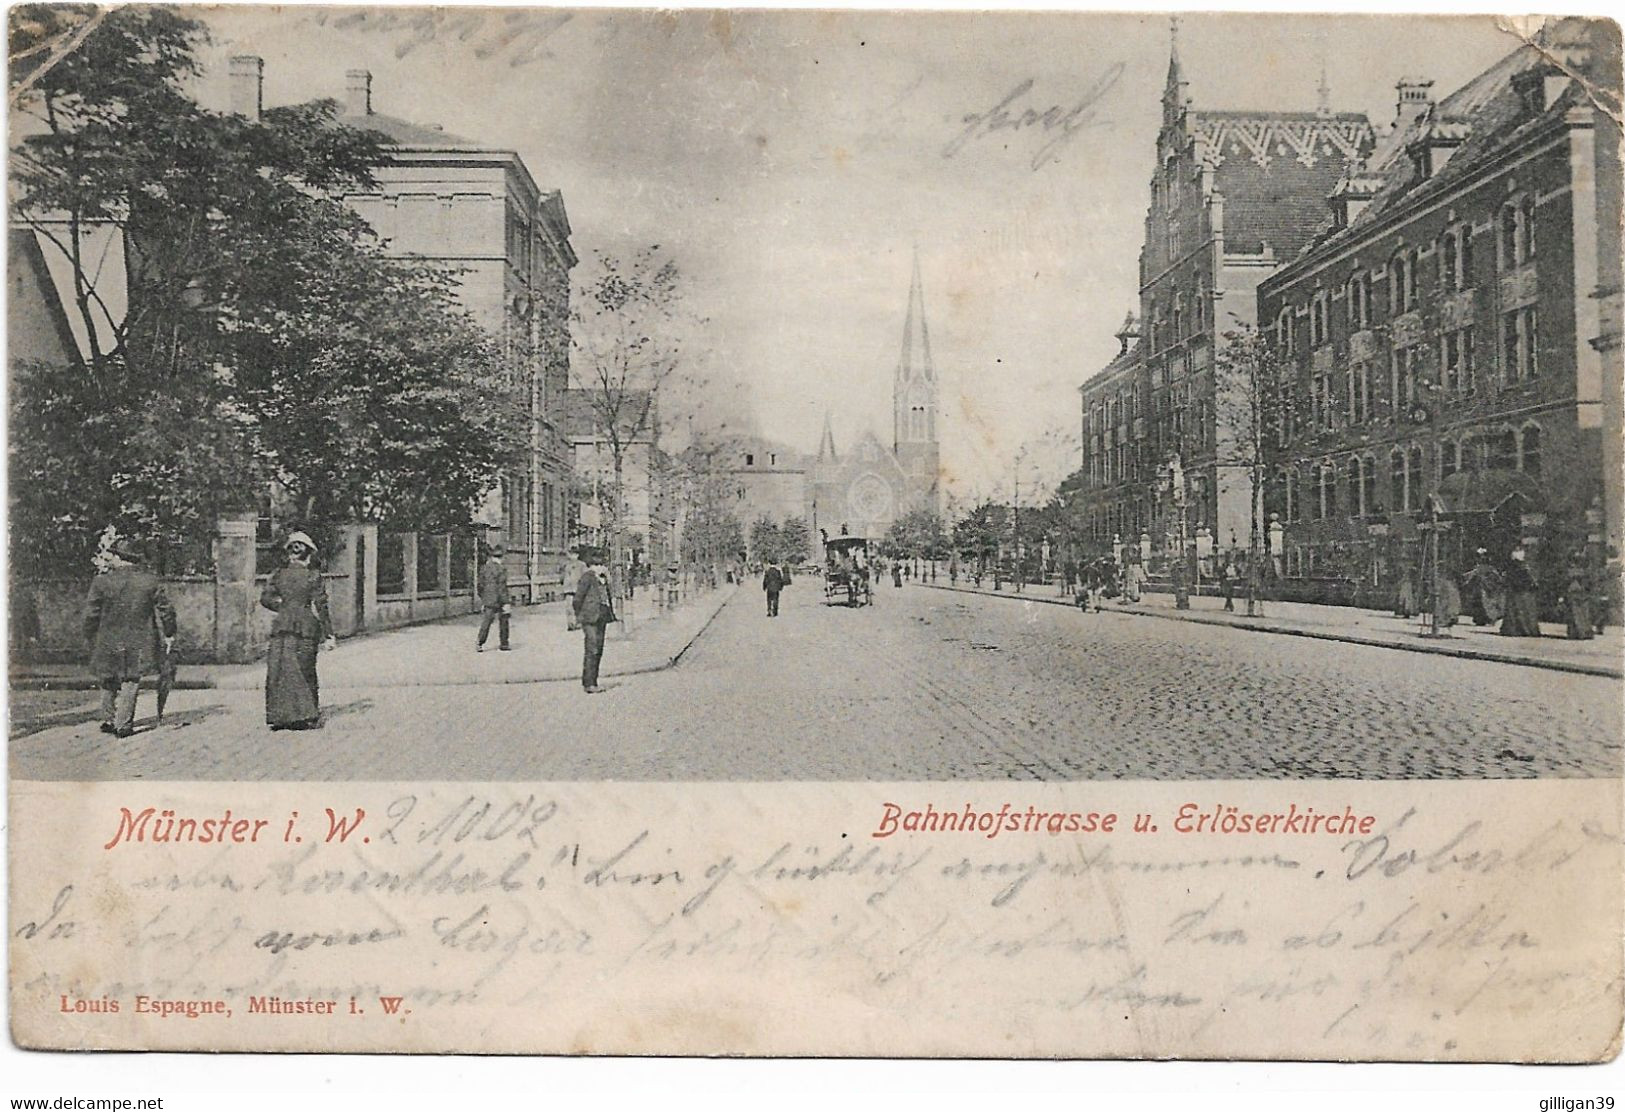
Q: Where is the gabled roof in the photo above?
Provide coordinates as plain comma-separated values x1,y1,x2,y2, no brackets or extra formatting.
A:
1291,17,1611,264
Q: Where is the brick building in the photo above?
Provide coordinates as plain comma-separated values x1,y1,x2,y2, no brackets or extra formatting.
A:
321,64,579,601
1255,18,1622,605
1078,32,1375,566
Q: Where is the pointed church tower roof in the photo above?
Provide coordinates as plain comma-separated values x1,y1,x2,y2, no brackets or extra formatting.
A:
817,409,837,462
897,247,935,384
1162,16,1190,126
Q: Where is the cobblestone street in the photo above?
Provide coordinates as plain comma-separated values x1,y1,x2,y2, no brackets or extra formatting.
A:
12,582,1619,782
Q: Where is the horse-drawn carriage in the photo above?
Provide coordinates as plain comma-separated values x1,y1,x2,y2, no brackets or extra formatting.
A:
823,535,873,607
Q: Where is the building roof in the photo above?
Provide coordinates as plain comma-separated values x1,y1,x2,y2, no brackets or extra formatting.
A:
1287,17,1612,266
1079,341,1142,396
1191,109,1375,258
336,110,477,148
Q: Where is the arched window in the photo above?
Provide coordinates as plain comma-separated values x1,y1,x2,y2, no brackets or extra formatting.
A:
1389,249,1418,313
1520,424,1542,476
1407,446,1425,510
1172,292,1184,342
1193,282,1207,333
1317,461,1337,520
1500,195,1536,269
1347,456,1364,517
1486,428,1517,471
1440,439,1461,480
1439,224,1475,290
1389,448,1407,512
1310,291,1329,347
1348,272,1370,329
1276,307,1294,355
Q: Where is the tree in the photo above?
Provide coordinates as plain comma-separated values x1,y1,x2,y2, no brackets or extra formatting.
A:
1212,320,1297,616
570,247,700,618
779,516,812,565
670,434,744,584
749,516,782,564
952,501,1009,576
9,5,519,570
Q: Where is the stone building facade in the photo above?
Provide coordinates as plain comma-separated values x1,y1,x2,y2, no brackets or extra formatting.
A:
1255,18,1622,604
323,65,579,602
1077,35,1375,565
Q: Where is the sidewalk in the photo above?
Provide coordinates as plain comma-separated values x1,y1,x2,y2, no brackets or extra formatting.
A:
920,580,1625,678
10,586,736,691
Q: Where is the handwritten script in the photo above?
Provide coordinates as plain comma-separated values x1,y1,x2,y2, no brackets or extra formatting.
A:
10,782,1622,1058
943,66,1126,170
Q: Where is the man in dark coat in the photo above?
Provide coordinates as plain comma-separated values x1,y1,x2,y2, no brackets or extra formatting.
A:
573,560,615,693
476,541,512,652
83,537,177,737
762,561,785,617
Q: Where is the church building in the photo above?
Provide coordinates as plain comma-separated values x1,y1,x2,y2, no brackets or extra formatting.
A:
730,253,943,555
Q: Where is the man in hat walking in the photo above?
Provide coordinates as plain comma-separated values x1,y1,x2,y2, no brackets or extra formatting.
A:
572,556,615,693
476,541,512,652
762,560,785,617
83,536,177,737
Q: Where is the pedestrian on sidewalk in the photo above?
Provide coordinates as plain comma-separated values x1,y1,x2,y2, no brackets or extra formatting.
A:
1221,557,1237,612
949,556,959,587
574,558,615,693
1461,550,1505,626
892,560,903,588
1122,558,1143,603
763,560,785,617
1394,559,1419,619
83,534,177,737
260,532,335,731
476,541,512,652
564,551,587,630
1563,554,1595,640
1500,549,1541,637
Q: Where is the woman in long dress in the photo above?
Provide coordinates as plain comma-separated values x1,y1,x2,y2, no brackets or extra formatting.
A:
261,532,336,729
1499,549,1542,637
1564,558,1595,640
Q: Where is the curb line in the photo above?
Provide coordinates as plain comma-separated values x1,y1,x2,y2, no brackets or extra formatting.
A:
919,582,1624,679
9,589,741,693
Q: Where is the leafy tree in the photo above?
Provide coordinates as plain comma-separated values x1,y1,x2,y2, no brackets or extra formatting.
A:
1212,320,1297,616
749,516,782,564
571,247,701,614
779,515,811,564
9,5,519,572
952,501,1009,574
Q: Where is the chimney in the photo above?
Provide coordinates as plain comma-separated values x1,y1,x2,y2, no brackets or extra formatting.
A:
1393,77,1434,132
228,55,263,120
345,69,373,117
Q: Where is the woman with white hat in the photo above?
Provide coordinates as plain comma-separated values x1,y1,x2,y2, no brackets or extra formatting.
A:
260,530,337,729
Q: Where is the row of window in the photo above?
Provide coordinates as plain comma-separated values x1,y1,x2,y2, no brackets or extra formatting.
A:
1288,310,1539,441
1274,423,1542,523
1144,284,1209,354
1278,194,1538,352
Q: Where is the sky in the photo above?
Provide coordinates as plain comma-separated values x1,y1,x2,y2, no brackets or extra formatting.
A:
191,7,1522,501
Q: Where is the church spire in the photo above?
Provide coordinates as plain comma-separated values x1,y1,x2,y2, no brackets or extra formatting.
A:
894,247,938,456
897,245,935,386
1162,15,1189,127
1316,52,1332,116
817,408,837,462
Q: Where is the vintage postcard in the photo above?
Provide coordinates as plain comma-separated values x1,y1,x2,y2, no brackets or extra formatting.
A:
6,5,1623,1060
